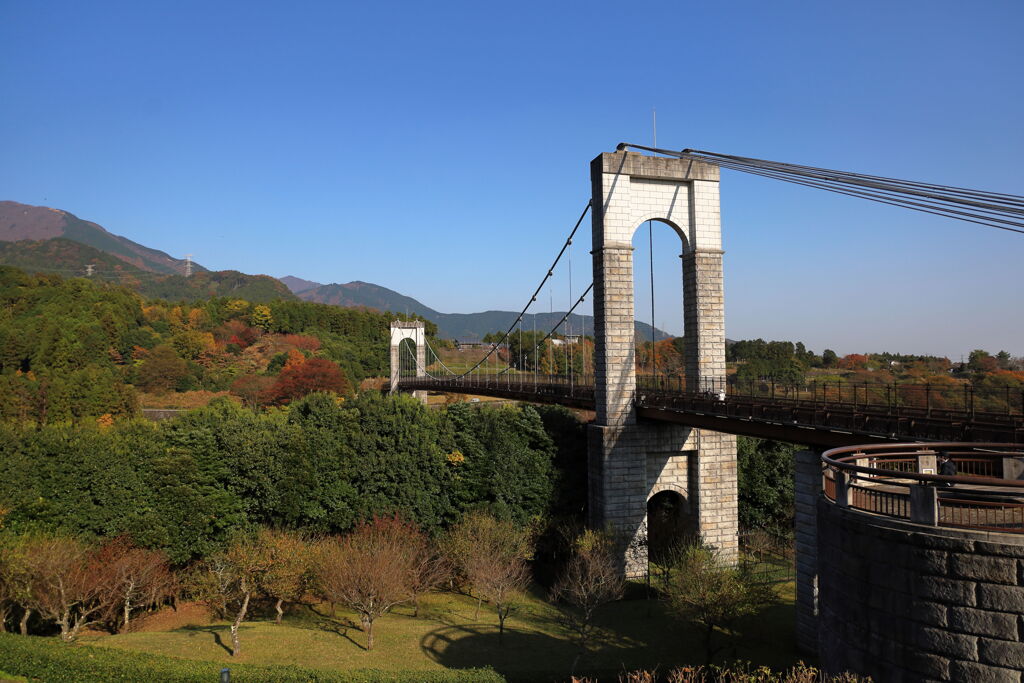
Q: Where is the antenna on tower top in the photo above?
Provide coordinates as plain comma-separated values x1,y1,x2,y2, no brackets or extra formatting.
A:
184,254,193,278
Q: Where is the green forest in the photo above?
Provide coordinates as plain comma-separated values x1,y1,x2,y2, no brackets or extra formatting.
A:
0,392,583,564
0,265,819,681
0,266,433,422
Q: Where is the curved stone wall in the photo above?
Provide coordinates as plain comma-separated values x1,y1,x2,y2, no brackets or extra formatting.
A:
817,500,1024,682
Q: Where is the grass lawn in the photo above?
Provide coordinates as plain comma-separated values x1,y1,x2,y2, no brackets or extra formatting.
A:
89,583,800,682
0,672,28,683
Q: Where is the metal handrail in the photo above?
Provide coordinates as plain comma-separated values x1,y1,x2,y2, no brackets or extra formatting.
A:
820,442,1024,533
821,442,1024,489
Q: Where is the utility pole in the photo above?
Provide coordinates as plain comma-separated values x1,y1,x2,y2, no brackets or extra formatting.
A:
184,254,193,278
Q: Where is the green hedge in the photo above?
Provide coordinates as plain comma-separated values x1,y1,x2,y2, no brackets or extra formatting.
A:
0,633,503,683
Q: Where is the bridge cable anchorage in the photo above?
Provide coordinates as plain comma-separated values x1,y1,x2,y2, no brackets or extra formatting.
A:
440,200,592,378
617,143,1024,235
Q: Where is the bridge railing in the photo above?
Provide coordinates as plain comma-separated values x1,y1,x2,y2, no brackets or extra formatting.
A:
635,375,1024,420
399,373,597,401
400,374,1023,441
821,443,1024,533
410,372,1024,420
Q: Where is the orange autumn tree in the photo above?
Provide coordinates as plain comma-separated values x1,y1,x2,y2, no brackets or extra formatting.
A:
282,348,306,371
838,354,869,371
264,355,349,405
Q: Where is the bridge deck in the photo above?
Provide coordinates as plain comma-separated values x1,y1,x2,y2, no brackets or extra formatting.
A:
398,377,1024,447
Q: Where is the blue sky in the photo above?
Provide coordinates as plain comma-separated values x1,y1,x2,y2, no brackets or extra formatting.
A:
2,1,1021,358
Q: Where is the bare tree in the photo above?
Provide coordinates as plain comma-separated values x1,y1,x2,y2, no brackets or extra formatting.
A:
94,537,175,633
258,529,310,624
189,536,271,656
407,535,450,619
550,528,624,670
446,512,531,644
314,516,421,650
662,541,776,664
21,535,109,641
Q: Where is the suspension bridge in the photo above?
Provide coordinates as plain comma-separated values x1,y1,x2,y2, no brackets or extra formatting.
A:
390,144,1024,572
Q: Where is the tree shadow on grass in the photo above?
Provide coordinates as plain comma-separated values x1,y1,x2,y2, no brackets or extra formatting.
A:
291,604,367,651
178,625,237,655
729,600,802,669
420,623,654,683
421,625,576,682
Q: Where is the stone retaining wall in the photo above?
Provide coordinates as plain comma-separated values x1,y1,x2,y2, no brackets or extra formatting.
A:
794,450,820,654
817,500,1024,682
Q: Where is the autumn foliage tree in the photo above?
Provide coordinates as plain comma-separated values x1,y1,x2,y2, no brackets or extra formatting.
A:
314,516,424,650
407,533,450,619
550,528,624,664
215,319,260,348
93,537,176,633
229,374,275,409
21,535,110,641
258,529,310,624
190,536,271,656
135,344,189,393
264,357,349,405
837,354,869,371
446,512,532,643
281,334,321,352
249,304,273,331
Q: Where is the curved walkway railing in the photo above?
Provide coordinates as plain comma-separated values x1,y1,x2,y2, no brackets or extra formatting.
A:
821,443,1024,533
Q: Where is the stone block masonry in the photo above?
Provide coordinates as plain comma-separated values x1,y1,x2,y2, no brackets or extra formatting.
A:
589,421,736,576
794,449,821,655
588,150,737,571
389,321,425,398
817,500,1024,681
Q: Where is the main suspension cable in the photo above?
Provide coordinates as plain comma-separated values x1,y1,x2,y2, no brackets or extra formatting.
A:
617,143,1024,235
454,200,592,377
499,282,595,376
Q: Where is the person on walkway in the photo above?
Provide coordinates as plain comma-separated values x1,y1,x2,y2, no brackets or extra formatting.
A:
938,452,957,488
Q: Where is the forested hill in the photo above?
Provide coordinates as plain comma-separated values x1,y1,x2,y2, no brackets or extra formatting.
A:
0,266,433,423
2,202,668,341
279,275,323,293
0,239,295,303
298,280,672,341
0,200,201,275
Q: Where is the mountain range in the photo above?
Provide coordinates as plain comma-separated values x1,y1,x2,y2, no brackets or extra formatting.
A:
0,202,292,302
285,279,671,342
0,199,671,341
0,200,203,275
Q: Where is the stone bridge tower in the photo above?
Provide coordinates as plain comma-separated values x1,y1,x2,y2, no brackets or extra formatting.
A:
389,321,426,396
588,149,737,573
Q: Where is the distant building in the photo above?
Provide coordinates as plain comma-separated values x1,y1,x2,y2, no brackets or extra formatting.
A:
551,335,581,347
455,340,506,351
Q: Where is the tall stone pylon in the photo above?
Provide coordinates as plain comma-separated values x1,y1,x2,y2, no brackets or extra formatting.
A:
390,321,426,396
587,150,737,575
